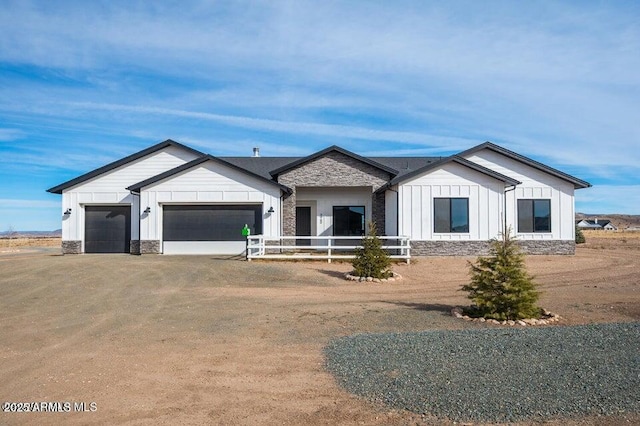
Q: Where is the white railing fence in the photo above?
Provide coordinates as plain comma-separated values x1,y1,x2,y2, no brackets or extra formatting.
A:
246,235,411,263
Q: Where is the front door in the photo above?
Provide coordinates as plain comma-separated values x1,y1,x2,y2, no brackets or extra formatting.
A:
296,206,311,246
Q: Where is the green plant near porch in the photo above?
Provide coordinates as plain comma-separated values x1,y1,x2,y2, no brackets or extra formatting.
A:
462,229,541,320
575,225,586,244
351,222,392,279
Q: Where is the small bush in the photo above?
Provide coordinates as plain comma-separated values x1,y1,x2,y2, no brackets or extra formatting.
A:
575,226,586,244
351,222,392,279
462,230,541,320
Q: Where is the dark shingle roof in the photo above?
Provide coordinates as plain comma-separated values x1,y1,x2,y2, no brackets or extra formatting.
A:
46,139,204,194
268,145,399,177
220,156,441,181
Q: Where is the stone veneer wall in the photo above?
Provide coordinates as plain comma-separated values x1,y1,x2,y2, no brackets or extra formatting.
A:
518,240,575,255
372,191,386,233
130,240,140,254
278,151,391,236
140,240,161,254
411,240,575,256
61,240,82,254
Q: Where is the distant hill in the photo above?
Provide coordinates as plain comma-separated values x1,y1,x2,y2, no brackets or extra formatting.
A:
0,229,61,238
576,214,640,230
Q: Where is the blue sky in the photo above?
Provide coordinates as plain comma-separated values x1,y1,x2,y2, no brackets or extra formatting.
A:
1,1,639,230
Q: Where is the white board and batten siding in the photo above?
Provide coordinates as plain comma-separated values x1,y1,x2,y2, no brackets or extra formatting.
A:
138,160,281,254
61,146,199,246
397,162,504,241
463,149,575,240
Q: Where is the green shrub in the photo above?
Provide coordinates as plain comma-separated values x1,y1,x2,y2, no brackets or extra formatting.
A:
462,230,541,320
351,222,392,279
575,226,586,244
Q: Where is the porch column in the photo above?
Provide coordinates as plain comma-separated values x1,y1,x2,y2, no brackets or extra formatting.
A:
282,188,296,236
372,191,386,234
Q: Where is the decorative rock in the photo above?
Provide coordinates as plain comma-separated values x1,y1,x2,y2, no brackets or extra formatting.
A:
450,306,561,327
345,272,402,283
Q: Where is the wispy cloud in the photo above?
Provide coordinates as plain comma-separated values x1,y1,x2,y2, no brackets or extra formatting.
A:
0,199,60,208
576,185,640,215
0,0,638,228
0,128,24,141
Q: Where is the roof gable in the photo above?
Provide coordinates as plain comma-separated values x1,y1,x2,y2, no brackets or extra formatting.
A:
387,155,521,187
457,142,591,189
47,139,204,194
269,145,398,177
126,155,291,193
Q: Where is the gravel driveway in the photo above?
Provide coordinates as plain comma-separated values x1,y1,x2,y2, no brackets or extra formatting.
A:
325,322,640,423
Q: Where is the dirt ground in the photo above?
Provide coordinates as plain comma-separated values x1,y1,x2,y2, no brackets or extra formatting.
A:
0,235,638,425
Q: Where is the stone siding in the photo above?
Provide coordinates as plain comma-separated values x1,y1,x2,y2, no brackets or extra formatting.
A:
372,191,386,234
61,240,82,254
130,240,140,255
411,240,575,256
140,240,161,254
517,240,575,255
410,240,492,256
278,151,391,236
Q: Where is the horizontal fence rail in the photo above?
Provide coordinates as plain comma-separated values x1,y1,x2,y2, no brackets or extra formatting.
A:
246,235,411,264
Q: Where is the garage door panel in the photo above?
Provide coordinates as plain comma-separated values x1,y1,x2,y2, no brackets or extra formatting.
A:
85,206,131,253
163,205,262,242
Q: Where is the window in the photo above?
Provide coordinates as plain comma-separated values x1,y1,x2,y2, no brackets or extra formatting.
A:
333,206,365,236
517,199,551,232
434,198,469,233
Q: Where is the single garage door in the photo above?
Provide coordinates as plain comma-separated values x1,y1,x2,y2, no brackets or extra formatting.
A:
85,205,131,253
162,205,262,254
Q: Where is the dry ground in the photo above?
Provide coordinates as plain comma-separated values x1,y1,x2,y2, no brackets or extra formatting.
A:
0,235,638,425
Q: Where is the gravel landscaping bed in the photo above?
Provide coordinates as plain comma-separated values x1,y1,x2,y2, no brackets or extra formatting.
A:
325,322,640,423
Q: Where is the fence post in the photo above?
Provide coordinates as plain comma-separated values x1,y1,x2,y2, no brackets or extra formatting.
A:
327,237,332,264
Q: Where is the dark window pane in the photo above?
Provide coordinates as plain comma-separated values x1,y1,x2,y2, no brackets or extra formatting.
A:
518,199,534,232
333,206,365,236
333,205,364,245
451,198,469,232
434,198,469,233
163,205,262,241
434,198,450,233
534,200,551,232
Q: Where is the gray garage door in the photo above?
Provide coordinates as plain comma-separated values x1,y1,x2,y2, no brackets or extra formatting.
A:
85,206,131,253
163,205,262,242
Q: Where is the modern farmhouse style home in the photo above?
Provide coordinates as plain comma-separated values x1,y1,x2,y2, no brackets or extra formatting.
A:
48,139,591,256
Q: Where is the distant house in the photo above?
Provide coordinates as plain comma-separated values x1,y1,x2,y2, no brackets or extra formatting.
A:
576,219,617,231
47,139,591,256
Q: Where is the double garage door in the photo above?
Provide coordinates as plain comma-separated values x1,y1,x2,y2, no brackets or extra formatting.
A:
162,205,262,255
84,204,262,255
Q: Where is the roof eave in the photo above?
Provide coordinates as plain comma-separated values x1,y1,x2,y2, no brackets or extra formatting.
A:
457,141,591,189
46,139,205,194
127,155,292,194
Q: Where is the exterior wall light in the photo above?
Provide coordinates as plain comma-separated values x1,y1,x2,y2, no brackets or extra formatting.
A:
64,208,72,215
267,206,275,213
144,207,151,214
